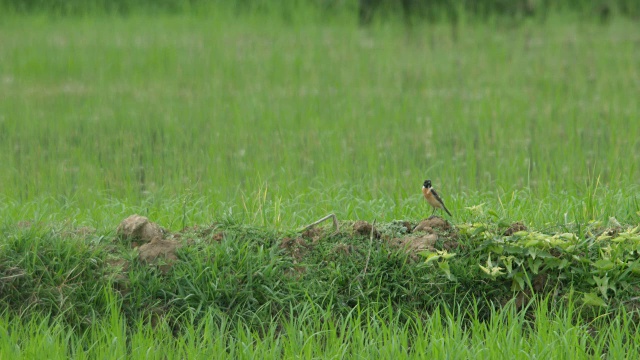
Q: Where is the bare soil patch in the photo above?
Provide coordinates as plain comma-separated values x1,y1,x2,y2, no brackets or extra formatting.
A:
388,234,438,260
353,220,381,238
138,237,182,273
413,216,451,233
117,214,165,246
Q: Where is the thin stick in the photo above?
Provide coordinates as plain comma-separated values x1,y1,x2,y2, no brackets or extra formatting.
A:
362,219,377,277
301,213,339,235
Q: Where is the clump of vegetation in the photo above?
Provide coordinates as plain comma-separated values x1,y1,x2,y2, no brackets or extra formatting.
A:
2,216,640,357
457,220,640,308
2,216,639,331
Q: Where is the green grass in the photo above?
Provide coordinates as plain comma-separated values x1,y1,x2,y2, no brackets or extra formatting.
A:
1,15,639,231
2,296,639,359
1,10,640,359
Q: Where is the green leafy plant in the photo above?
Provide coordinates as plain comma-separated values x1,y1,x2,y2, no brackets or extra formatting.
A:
461,220,640,307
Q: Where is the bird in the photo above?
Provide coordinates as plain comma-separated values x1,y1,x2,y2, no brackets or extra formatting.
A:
422,179,452,217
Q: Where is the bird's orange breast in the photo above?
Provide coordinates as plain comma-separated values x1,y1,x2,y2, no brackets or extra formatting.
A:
423,187,443,209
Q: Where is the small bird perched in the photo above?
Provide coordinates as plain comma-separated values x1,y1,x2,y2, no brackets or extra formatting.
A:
422,179,452,217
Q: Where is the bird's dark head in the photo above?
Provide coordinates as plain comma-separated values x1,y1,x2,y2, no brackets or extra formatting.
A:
423,180,432,188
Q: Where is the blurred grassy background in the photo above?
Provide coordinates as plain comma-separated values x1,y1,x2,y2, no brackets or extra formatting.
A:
1,0,639,21
0,4,639,229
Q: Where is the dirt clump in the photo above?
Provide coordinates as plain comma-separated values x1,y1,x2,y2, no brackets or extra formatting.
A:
503,222,527,236
413,216,451,233
138,237,182,273
302,226,324,242
353,220,380,238
117,215,165,246
280,237,311,262
388,234,437,260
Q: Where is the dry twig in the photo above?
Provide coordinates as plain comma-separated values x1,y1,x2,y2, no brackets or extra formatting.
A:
301,213,339,236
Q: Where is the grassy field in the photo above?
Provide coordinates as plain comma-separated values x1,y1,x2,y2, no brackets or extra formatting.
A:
1,14,638,230
3,297,640,359
1,10,640,359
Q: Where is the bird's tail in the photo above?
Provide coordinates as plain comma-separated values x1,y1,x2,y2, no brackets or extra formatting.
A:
443,205,452,217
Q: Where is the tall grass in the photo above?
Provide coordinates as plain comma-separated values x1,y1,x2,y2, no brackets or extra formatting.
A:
1,15,638,230
1,296,638,359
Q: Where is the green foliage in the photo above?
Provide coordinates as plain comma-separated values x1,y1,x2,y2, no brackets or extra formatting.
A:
458,220,640,308
1,17,639,231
